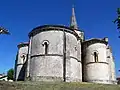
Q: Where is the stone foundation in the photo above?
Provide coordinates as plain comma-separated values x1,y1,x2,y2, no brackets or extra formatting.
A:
30,76,63,82
86,79,117,84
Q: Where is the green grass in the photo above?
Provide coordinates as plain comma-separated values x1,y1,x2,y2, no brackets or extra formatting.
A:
0,81,120,90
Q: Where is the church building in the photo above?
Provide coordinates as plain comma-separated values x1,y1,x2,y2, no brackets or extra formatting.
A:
14,7,116,84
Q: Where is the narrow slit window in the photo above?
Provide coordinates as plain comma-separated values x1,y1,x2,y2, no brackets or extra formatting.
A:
44,42,48,54
42,40,49,55
94,52,98,62
20,54,26,64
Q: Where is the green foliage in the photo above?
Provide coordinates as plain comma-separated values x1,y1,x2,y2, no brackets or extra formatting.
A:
7,68,14,80
114,8,120,29
117,8,120,15
117,8,120,29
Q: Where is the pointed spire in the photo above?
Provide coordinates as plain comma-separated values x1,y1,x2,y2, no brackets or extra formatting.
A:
70,5,78,30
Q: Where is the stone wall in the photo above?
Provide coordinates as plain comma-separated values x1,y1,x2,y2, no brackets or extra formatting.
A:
14,25,116,85
65,32,82,82
29,26,82,82
83,40,110,84
107,46,117,84
30,30,64,81
15,43,28,81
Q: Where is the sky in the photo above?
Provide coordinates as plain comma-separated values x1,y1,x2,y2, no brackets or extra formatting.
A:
0,0,120,77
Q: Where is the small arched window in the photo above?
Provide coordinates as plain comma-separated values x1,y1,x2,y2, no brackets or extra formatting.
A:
42,40,49,54
20,54,26,64
93,52,98,62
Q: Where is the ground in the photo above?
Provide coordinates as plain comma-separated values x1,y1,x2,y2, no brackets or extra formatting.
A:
0,81,120,90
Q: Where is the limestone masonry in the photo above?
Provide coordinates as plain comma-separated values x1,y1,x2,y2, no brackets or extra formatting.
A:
14,7,116,84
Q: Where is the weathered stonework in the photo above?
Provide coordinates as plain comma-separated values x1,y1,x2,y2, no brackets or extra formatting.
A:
14,7,116,84
28,25,82,82
14,25,116,85
14,42,29,81
82,39,110,84
107,46,117,84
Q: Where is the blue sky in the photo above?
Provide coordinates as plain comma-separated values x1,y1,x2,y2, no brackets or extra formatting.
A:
0,0,120,77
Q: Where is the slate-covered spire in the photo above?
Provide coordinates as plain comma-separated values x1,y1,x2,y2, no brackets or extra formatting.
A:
70,6,78,30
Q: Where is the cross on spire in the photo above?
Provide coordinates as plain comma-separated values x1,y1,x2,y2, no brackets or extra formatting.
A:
70,5,78,30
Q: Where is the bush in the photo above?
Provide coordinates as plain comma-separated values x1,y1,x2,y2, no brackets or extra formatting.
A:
7,68,14,80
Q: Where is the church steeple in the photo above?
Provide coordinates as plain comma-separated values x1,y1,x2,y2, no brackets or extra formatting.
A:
70,6,78,30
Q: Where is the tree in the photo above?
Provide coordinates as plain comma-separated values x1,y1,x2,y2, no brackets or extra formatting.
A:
114,8,120,29
7,68,14,80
